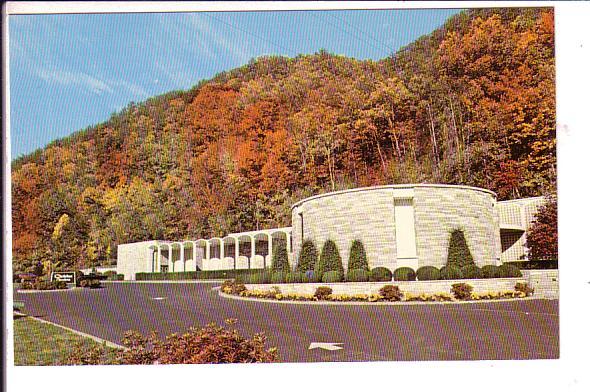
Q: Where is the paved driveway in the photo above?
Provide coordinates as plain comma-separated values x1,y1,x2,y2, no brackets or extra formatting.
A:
14,282,559,362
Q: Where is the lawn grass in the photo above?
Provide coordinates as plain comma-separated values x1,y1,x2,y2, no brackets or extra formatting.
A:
13,315,119,366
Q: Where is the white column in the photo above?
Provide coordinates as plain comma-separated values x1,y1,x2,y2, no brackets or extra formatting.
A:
285,231,291,254
219,239,225,259
234,237,240,269
267,233,273,269
250,236,255,269
192,242,197,271
157,245,162,273
205,241,210,260
168,243,174,272
180,242,185,272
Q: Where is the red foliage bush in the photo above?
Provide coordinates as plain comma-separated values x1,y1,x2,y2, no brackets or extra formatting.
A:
526,197,557,261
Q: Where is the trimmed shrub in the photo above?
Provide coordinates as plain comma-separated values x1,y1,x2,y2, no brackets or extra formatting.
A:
314,286,333,300
451,283,473,300
270,271,286,284
248,271,273,284
379,285,403,301
136,269,264,281
515,282,534,296
498,264,522,278
461,265,483,279
296,240,318,272
481,265,501,279
302,270,321,283
285,272,304,283
346,268,369,282
271,241,290,272
347,240,369,271
446,229,475,269
439,265,463,280
107,274,125,281
369,267,393,282
316,240,344,276
322,270,344,283
416,266,441,281
393,267,416,281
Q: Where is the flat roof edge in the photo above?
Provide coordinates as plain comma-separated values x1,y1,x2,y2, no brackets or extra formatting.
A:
291,184,497,210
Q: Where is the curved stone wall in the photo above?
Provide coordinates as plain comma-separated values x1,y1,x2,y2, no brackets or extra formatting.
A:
291,185,501,272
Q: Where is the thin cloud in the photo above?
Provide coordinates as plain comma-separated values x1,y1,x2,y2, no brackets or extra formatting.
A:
36,68,113,95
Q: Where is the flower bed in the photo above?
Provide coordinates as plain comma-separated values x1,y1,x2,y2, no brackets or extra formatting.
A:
220,280,533,303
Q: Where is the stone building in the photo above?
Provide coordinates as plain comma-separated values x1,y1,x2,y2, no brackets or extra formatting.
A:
117,184,546,280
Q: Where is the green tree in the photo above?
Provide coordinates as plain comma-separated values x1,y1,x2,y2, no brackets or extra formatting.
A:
316,239,344,276
446,229,474,268
347,239,369,271
296,239,318,272
271,240,290,272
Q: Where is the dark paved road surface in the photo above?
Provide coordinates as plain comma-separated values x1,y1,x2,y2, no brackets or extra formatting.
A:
14,282,559,362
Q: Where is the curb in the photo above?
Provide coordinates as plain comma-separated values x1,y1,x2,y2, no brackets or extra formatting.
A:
16,288,81,294
217,290,548,306
102,280,226,284
14,313,126,350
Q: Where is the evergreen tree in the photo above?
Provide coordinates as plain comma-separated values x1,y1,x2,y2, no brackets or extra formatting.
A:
296,239,318,272
446,229,474,268
316,239,344,276
271,240,290,272
348,239,369,271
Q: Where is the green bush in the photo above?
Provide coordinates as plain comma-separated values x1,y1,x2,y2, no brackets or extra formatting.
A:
481,265,501,279
416,266,441,281
379,285,403,301
369,267,393,282
498,264,522,278
322,270,344,283
314,286,333,300
302,270,322,283
439,265,463,280
451,283,473,300
136,269,264,281
296,240,318,272
270,271,286,284
346,268,369,282
446,229,475,269
246,271,273,284
285,272,304,283
393,267,416,281
461,265,483,279
316,240,344,276
271,241,290,272
348,240,369,271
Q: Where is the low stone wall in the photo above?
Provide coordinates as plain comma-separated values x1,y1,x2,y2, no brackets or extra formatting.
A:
246,278,525,296
522,269,559,299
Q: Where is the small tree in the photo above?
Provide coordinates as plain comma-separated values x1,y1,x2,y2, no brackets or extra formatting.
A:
446,229,474,269
526,197,557,261
296,239,318,272
316,239,344,276
348,240,369,271
271,240,290,272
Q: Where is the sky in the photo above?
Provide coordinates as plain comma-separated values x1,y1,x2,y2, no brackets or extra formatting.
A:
8,8,461,159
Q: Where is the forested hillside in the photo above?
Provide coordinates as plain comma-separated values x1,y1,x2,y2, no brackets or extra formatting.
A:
12,8,555,273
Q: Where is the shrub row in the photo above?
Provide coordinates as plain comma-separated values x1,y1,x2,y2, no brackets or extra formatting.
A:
396,264,522,281
20,280,68,290
237,267,393,284
135,269,265,281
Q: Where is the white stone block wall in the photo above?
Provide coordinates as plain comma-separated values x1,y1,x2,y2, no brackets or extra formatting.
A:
117,241,157,280
291,185,499,273
413,187,500,268
246,278,525,296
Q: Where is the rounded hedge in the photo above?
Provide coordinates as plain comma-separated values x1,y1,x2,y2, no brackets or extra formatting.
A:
498,264,522,278
393,267,416,281
346,268,369,282
481,265,501,279
271,271,286,284
285,272,304,283
461,265,483,279
369,267,393,282
439,265,463,280
302,270,322,283
322,270,344,283
416,266,441,281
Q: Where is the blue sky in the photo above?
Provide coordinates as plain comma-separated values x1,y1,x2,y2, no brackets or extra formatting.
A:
9,9,461,159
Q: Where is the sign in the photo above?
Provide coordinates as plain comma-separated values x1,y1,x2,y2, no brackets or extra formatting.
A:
51,271,76,283
308,342,344,351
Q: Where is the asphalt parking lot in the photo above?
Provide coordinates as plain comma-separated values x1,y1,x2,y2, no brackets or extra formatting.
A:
13,282,559,362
